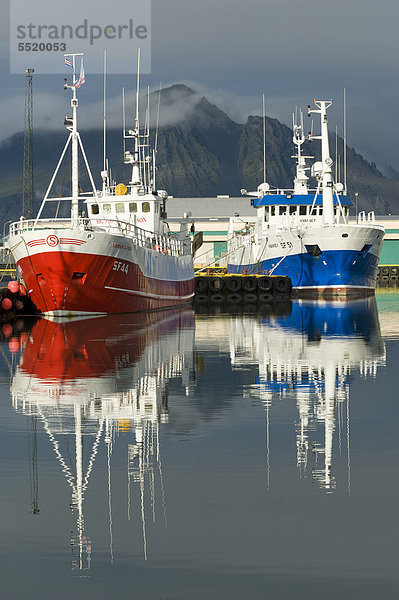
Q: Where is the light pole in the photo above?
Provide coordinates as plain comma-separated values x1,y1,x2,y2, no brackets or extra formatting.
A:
355,192,359,222
23,68,34,219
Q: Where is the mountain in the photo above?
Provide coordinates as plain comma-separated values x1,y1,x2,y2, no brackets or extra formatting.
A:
1,84,398,225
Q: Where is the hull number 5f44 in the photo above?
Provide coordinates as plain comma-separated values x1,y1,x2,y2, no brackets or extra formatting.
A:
113,261,129,274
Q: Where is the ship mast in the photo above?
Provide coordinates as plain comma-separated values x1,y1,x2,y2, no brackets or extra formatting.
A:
308,100,334,225
292,110,312,195
74,403,85,569
123,50,143,189
323,363,336,490
33,54,98,227
64,53,84,228
132,48,141,186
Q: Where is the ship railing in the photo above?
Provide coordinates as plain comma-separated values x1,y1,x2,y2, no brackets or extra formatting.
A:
9,218,73,236
9,217,185,257
228,227,253,251
356,211,383,228
102,184,148,197
358,211,366,223
83,218,184,257
232,222,254,238
260,187,322,196
358,210,377,224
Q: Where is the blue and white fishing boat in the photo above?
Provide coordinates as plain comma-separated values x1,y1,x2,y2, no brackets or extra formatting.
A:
227,100,384,297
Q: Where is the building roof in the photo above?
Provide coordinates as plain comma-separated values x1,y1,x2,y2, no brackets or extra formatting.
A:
166,197,256,219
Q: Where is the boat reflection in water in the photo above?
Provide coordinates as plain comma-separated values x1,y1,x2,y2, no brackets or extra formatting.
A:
10,309,195,570
227,297,386,492
7,296,387,574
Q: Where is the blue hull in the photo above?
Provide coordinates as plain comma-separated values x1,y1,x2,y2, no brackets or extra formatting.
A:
255,295,383,393
227,249,379,289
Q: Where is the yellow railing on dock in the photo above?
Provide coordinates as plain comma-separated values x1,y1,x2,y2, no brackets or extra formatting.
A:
0,268,17,278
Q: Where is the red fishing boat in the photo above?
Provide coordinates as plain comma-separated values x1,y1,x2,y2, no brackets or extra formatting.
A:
7,53,194,316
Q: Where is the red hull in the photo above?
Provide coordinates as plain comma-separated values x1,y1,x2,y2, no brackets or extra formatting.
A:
18,309,195,381
17,251,194,314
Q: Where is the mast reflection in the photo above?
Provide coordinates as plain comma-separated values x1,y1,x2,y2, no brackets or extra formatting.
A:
10,309,195,569
228,298,386,492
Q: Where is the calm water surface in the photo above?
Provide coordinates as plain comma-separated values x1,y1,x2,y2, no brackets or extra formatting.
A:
0,292,398,599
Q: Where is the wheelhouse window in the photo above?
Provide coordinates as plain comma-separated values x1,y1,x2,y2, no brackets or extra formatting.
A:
129,202,137,213
271,206,276,217
289,206,297,215
91,204,99,215
300,206,307,216
103,203,111,214
142,202,151,213
280,206,288,216
264,207,269,222
116,203,125,214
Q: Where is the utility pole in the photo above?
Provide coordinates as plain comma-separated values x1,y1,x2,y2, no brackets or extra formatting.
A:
23,68,34,219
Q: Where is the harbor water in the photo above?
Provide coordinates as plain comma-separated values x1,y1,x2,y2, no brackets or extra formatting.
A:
0,292,398,599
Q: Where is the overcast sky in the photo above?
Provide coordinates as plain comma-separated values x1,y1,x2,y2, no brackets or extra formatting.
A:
1,0,399,171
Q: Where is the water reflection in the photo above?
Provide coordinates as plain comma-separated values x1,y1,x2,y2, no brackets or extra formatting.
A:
10,310,195,569
5,296,388,576
225,297,386,492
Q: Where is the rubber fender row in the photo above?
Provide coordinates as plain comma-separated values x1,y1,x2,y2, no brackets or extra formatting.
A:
1,280,39,320
195,275,292,294
378,266,399,276
195,301,293,317
376,266,399,286
377,278,399,286
195,292,291,305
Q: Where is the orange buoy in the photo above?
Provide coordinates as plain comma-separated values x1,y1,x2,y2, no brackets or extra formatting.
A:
1,323,13,338
115,183,128,195
7,281,20,294
8,337,20,354
1,298,12,311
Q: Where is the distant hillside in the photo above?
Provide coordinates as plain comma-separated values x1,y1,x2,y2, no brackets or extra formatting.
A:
1,84,398,225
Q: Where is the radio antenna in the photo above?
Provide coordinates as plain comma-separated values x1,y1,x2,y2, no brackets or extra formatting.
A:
153,82,162,190
262,93,266,182
103,50,107,175
122,87,126,157
343,87,347,194
335,125,338,182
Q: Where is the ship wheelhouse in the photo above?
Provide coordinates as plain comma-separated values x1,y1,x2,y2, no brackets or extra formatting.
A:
85,184,168,235
255,194,352,228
